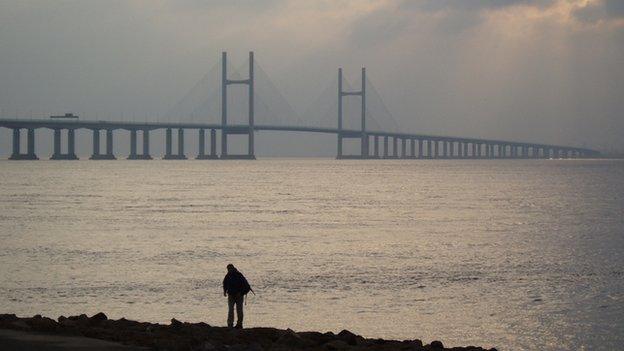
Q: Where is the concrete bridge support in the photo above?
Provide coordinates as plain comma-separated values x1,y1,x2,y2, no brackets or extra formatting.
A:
9,128,38,160
442,141,448,158
164,128,187,159
50,128,78,160
383,136,389,158
450,142,455,158
401,138,407,158
392,137,398,158
128,129,152,160
418,139,423,158
197,128,219,159
434,140,439,159
373,136,379,158
90,129,115,160
410,139,416,158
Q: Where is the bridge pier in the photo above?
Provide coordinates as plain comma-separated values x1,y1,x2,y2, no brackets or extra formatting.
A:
410,139,416,158
373,136,379,158
197,128,219,159
382,136,389,158
127,129,152,160
418,139,423,158
129,130,137,158
362,134,369,158
50,128,78,160
392,137,398,158
401,138,407,158
89,129,116,160
442,141,448,158
164,128,187,159
433,140,439,159
9,128,38,160
143,130,151,159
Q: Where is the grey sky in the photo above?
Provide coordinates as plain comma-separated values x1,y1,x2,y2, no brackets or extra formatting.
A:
0,0,622,155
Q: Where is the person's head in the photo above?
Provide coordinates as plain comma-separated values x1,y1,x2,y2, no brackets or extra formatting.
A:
226,264,236,273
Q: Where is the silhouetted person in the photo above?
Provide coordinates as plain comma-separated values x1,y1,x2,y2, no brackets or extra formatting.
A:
223,264,252,329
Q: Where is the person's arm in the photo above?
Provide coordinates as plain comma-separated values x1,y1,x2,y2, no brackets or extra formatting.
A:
223,276,228,296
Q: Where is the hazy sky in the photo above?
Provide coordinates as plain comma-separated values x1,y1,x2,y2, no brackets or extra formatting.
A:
1,0,623,155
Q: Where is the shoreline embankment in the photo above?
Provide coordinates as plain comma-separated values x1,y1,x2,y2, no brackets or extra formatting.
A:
0,313,498,351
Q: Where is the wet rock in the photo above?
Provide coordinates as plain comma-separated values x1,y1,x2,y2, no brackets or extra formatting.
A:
337,329,360,345
0,313,19,328
25,315,58,332
67,313,90,326
275,328,309,348
89,312,108,325
0,314,18,322
171,318,184,329
429,340,444,349
323,339,350,350
406,339,423,347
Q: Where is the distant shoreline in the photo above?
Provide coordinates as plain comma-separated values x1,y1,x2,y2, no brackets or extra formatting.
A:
1,313,497,351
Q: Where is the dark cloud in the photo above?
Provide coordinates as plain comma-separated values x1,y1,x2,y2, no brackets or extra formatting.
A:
350,0,558,48
574,0,624,23
401,0,555,13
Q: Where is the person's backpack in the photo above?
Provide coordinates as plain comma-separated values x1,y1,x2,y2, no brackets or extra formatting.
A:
238,272,254,295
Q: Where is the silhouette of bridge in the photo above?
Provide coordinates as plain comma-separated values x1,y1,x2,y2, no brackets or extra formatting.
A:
0,52,599,160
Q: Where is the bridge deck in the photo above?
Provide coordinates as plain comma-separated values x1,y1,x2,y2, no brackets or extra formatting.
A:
0,118,597,154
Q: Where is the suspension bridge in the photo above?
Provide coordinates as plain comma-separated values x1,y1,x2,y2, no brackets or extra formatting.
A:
0,52,599,160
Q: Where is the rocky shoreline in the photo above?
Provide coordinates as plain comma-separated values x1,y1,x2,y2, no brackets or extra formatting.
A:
0,313,497,351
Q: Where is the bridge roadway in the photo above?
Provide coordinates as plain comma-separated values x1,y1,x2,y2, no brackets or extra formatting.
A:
0,118,599,160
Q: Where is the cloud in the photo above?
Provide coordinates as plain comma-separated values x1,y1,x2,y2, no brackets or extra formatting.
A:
407,0,555,12
573,0,624,23
348,0,559,48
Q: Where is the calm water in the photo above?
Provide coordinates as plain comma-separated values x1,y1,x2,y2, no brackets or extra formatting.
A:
0,159,623,350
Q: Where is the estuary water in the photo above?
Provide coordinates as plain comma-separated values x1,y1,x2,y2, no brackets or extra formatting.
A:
0,159,623,350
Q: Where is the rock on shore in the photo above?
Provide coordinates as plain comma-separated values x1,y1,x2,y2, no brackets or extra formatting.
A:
0,313,497,351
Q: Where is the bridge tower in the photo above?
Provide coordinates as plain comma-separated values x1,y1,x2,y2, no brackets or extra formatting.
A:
337,67,367,159
221,51,255,159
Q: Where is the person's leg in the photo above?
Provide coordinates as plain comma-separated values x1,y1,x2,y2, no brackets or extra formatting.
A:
227,295,235,327
235,294,244,328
